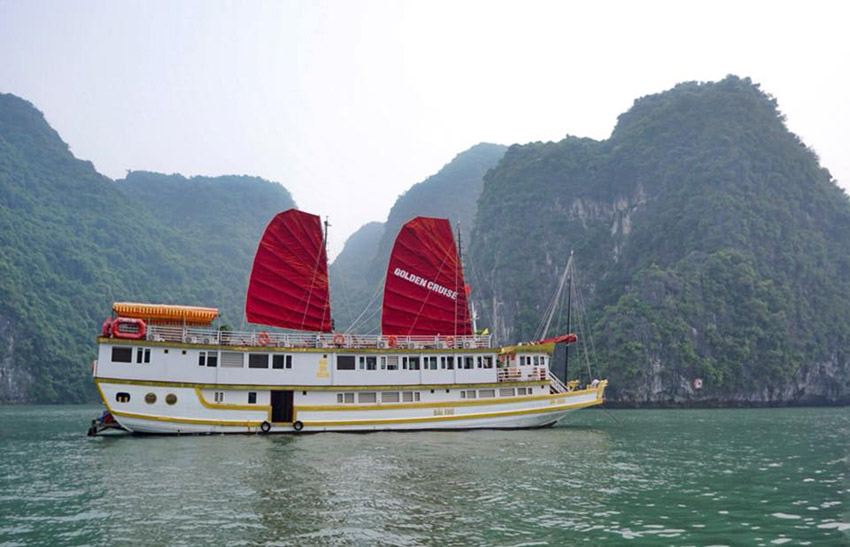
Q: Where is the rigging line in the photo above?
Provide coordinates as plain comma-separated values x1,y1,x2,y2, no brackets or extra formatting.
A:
349,298,382,333
466,249,492,330
301,217,328,331
403,243,454,337
346,278,384,333
535,254,571,341
572,268,597,380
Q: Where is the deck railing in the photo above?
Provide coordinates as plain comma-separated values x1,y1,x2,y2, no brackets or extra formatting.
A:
144,325,493,350
497,366,548,382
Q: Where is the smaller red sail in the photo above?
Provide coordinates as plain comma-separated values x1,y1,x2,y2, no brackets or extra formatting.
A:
381,217,472,336
245,209,332,332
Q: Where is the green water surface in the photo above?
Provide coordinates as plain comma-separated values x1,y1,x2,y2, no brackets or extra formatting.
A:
0,406,847,545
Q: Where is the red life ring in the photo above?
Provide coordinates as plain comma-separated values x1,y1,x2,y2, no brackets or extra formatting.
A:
333,333,345,346
257,331,271,346
387,335,398,348
112,317,146,340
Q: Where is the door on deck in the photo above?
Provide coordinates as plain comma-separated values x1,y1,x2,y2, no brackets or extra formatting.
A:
271,390,294,423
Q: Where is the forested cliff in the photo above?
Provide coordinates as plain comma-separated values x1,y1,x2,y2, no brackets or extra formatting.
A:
470,76,850,406
0,94,294,403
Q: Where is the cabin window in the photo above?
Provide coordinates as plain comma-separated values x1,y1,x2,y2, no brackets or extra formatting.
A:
408,356,420,371
386,356,399,370
460,390,477,399
500,388,515,397
116,392,130,403
248,353,269,369
145,392,156,404
337,355,355,370
337,392,355,404
111,347,132,363
220,352,243,368
483,356,494,369
135,348,144,363
359,356,377,370
464,356,474,369
533,356,539,366
540,356,547,366
165,393,177,405
199,351,218,367
520,356,526,366
441,356,454,370
358,392,377,403
214,391,224,403
516,387,528,396
476,356,484,369
273,354,292,369
425,356,437,370
479,389,495,398
381,392,400,403
248,392,257,404
401,391,420,402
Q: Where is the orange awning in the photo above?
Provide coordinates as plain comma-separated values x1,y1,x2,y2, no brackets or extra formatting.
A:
113,302,219,326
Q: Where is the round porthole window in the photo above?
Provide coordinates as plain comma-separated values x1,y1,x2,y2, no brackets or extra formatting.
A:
165,393,177,405
145,392,157,404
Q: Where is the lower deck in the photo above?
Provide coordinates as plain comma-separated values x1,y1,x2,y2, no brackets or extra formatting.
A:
95,378,607,434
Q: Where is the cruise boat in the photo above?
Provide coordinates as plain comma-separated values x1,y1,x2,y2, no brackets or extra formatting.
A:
90,210,607,435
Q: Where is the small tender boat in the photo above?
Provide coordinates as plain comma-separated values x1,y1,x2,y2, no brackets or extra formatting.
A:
90,210,607,434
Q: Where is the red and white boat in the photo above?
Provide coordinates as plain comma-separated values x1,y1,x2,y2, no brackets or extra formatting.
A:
91,210,607,434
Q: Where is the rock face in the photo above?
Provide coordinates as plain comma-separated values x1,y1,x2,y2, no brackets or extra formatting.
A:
0,314,31,403
471,76,850,406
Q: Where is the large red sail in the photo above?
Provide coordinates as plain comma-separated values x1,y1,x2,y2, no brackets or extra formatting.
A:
381,217,472,336
245,209,332,332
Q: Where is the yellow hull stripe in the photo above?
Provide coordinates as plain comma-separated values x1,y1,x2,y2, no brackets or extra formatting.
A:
297,388,601,412
305,398,603,427
95,376,547,392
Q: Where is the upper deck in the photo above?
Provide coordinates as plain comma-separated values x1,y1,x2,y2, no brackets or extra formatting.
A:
139,324,494,351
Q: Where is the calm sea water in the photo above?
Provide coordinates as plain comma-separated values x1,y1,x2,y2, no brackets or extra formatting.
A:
0,406,847,546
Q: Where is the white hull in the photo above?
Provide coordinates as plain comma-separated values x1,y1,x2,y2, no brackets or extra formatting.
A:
96,378,605,435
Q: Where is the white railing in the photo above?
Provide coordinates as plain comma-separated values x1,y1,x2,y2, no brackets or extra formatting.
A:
497,366,548,382
548,370,569,393
143,324,493,349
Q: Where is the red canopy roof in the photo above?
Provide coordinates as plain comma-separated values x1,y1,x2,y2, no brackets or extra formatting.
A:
245,209,332,332
381,217,472,336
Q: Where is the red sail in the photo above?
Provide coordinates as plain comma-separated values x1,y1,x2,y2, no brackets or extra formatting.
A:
381,217,472,336
245,209,332,332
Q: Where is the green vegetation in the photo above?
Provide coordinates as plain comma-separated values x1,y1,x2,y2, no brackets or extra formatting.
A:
471,76,850,404
0,94,294,402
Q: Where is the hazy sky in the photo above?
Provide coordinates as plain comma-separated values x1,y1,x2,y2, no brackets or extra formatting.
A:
2,0,848,258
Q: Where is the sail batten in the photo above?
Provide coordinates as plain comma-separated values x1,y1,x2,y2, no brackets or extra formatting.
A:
381,217,472,336
245,209,332,332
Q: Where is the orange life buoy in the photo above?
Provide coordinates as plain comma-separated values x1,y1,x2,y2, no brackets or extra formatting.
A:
257,331,270,346
112,317,146,340
387,335,398,348
445,335,455,348
333,333,345,346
